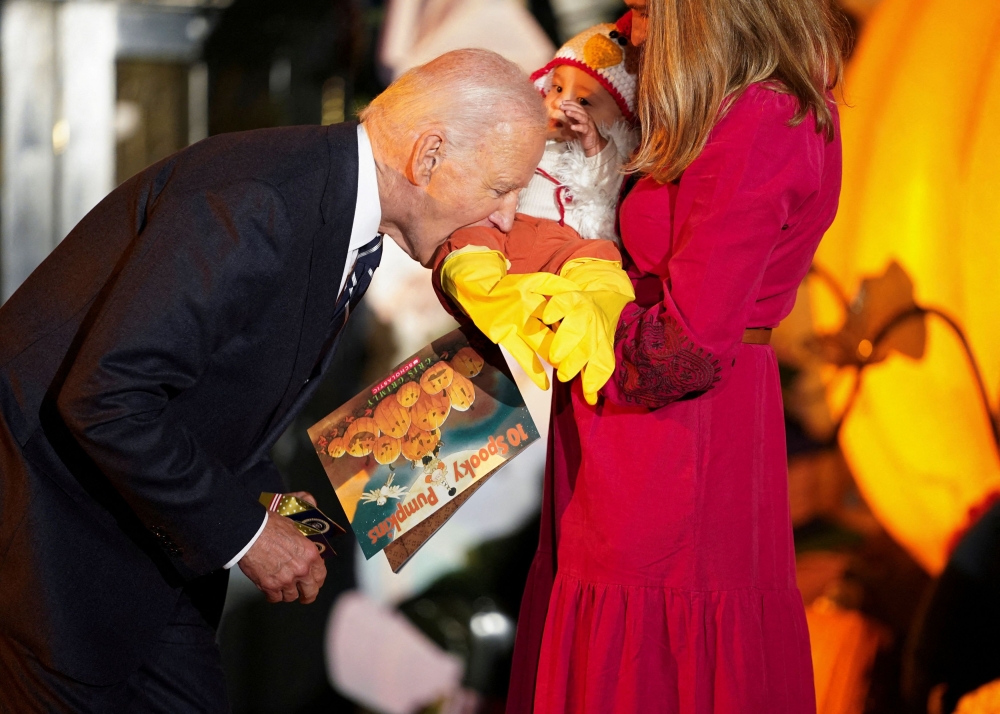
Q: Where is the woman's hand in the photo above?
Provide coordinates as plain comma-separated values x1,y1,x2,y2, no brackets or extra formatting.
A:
541,258,635,404
560,101,608,158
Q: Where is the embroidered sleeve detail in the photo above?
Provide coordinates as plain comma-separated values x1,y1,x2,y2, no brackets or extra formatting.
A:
614,309,721,408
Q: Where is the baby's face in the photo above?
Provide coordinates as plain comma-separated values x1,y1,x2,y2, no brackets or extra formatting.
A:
544,65,624,142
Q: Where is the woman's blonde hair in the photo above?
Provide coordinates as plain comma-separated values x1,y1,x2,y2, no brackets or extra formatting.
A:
629,0,851,182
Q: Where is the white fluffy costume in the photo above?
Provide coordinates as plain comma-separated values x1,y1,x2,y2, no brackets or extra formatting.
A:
519,21,639,241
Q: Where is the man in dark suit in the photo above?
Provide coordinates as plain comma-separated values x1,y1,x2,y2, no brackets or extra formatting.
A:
0,48,545,713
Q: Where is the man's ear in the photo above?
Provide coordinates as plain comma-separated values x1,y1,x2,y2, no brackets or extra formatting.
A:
406,129,445,187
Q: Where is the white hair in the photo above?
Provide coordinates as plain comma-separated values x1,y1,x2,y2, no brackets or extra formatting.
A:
360,48,546,161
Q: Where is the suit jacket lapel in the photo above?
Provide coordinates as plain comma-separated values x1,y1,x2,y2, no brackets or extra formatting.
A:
240,122,359,471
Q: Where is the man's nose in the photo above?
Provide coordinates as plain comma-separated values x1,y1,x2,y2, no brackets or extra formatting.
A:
487,194,518,233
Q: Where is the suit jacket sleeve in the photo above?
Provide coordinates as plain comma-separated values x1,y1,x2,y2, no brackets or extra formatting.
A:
57,179,294,578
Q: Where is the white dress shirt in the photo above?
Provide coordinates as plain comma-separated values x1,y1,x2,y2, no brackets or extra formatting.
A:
224,123,383,569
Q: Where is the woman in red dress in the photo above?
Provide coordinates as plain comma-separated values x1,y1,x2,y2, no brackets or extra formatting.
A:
507,1,848,712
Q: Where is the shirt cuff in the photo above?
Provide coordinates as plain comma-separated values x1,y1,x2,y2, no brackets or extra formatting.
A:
223,510,268,569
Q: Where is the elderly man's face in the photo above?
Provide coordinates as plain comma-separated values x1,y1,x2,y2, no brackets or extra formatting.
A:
404,126,544,266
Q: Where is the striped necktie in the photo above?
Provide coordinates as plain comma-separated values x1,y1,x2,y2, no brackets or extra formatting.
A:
333,234,383,323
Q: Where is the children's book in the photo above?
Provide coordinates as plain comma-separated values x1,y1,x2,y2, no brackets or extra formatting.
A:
308,327,540,572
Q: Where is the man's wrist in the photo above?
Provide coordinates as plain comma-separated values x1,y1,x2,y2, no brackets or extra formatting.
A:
224,510,268,569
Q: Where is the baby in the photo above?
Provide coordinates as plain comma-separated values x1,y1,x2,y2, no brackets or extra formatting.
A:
432,20,639,405
524,19,639,240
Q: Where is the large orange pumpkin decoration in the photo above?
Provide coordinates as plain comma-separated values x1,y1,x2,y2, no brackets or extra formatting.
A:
806,0,1000,575
395,381,422,408
451,347,484,377
446,371,476,412
400,423,441,463
326,435,346,458
420,361,454,394
374,397,411,438
373,434,401,465
411,390,451,431
344,417,379,457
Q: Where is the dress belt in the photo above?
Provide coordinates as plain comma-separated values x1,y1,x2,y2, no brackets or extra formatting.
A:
742,328,772,345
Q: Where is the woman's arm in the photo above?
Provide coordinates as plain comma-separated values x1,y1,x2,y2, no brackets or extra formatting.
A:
602,89,824,409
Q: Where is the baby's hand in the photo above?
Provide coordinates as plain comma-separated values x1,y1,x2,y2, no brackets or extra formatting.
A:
560,101,608,158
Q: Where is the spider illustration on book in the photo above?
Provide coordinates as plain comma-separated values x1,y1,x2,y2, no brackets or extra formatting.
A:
360,473,409,507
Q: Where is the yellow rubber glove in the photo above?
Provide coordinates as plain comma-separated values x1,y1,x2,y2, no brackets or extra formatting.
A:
439,248,578,390
542,258,635,404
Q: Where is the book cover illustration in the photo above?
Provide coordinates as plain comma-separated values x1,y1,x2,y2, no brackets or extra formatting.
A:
308,328,540,561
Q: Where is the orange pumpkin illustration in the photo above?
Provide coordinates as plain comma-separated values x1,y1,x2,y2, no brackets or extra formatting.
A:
419,361,454,395
373,434,401,465
446,371,476,412
400,423,441,463
450,346,484,378
410,390,451,432
374,397,411,438
326,435,346,458
395,381,422,408
344,416,379,457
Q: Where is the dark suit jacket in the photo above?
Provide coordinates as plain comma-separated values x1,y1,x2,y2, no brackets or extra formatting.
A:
0,121,361,684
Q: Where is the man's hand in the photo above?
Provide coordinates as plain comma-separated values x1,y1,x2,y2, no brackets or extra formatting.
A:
561,101,607,158
238,501,326,604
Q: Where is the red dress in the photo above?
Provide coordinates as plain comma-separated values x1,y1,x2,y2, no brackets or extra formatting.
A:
507,84,842,713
